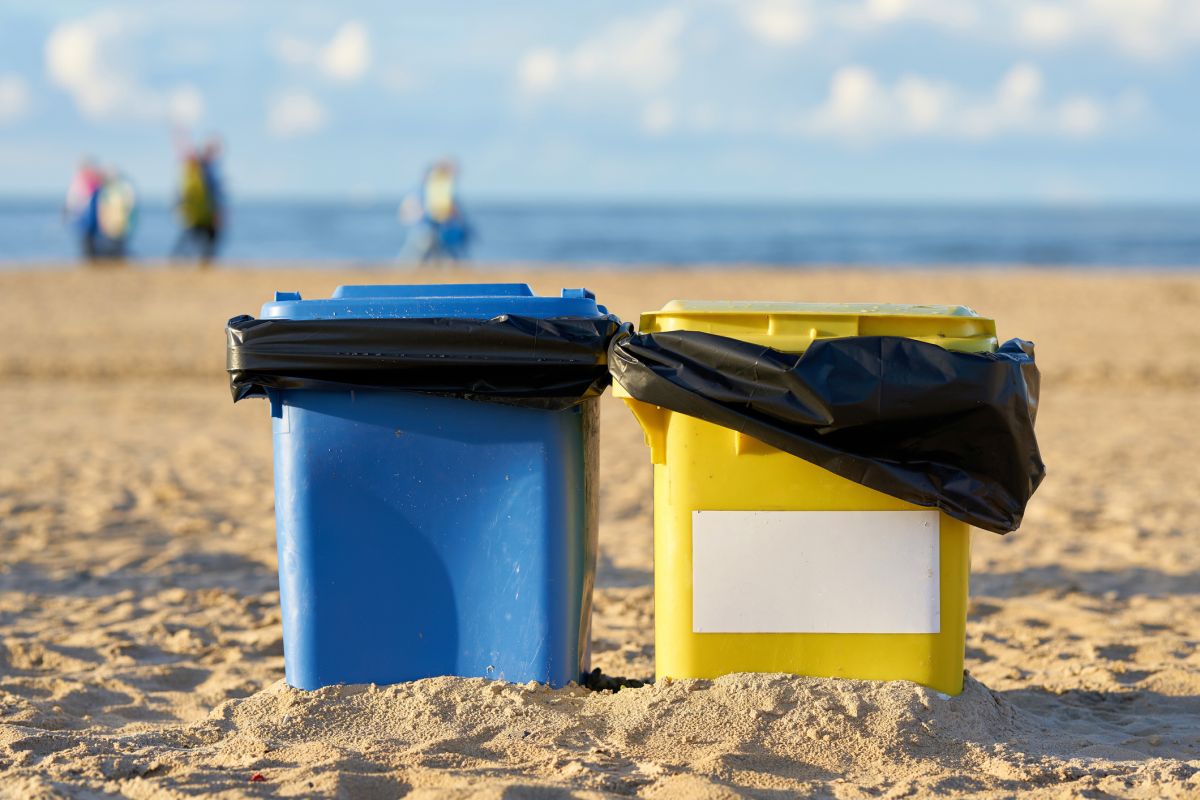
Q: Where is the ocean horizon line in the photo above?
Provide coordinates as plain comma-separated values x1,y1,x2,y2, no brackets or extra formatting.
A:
4,194,1200,211
5,201,1198,268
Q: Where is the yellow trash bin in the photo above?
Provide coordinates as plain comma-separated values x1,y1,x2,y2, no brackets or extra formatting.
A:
614,301,1001,696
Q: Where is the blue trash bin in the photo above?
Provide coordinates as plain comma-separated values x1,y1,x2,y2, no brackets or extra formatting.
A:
255,283,604,689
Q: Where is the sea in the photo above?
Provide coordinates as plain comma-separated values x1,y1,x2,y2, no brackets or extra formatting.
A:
1,198,1197,268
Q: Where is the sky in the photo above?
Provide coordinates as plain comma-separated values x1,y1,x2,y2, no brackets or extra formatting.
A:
0,0,1198,203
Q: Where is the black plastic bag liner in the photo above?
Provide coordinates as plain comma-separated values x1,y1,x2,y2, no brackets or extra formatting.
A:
226,314,625,410
609,330,1044,533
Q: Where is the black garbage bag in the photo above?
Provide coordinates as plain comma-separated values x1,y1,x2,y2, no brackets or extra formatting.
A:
226,314,625,411
609,330,1044,533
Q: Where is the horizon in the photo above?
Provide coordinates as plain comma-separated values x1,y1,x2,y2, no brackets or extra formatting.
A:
4,193,1200,209
4,197,1197,267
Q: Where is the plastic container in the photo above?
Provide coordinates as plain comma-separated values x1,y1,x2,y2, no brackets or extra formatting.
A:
260,284,604,689
614,301,1000,695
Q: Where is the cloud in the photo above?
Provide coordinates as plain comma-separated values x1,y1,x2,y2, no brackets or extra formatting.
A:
641,99,675,135
518,48,560,94
0,75,31,125
517,8,686,95
735,0,979,43
266,89,327,138
893,74,953,132
805,65,887,136
800,62,1138,141
840,0,980,32
1056,95,1103,136
271,20,372,83
1016,3,1074,45
44,10,204,125
832,0,1200,59
1014,0,1200,60
740,0,812,45
168,85,205,128
321,21,370,82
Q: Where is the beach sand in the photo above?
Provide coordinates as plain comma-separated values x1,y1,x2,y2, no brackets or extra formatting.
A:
1,266,1199,798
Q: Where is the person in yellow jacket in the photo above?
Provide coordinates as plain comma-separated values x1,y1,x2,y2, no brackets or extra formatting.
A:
172,136,224,264
398,159,471,263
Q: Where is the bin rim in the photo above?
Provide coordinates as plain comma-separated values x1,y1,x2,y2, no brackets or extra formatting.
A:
652,300,983,318
637,300,997,356
260,283,607,321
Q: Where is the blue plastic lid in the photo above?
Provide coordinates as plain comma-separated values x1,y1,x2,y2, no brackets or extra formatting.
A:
260,283,607,320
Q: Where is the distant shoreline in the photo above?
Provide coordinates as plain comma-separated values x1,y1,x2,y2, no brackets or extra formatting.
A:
5,201,1199,267
3,261,1200,274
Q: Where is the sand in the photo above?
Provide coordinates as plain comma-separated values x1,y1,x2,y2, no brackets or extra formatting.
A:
1,265,1198,798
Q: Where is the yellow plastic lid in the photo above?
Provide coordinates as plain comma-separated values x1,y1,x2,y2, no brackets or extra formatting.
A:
639,301,997,354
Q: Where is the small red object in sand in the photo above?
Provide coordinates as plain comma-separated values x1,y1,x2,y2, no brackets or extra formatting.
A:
250,773,266,782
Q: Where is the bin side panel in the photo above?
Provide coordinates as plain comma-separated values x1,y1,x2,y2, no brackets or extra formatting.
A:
654,412,968,695
272,389,591,689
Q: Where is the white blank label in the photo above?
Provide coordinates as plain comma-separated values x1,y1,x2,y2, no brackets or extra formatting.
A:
691,510,940,634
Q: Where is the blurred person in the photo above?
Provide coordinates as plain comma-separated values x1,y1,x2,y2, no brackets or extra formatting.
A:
399,159,471,263
172,134,225,265
95,168,138,261
63,159,103,260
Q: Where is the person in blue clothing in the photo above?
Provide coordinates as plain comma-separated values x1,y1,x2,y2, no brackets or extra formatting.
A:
64,160,138,262
398,159,472,263
64,159,103,261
